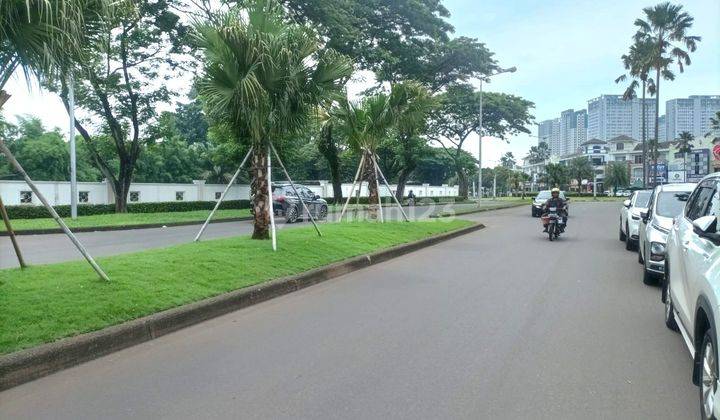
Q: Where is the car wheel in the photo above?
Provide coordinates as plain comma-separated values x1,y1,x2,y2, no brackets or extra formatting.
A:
642,259,657,285
619,220,627,242
318,205,328,220
700,329,718,419
285,205,299,224
625,223,634,250
663,281,679,332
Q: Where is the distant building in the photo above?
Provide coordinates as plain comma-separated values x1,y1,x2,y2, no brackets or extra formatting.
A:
537,119,553,146
665,95,720,141
587,95,656,141
658,115,666,142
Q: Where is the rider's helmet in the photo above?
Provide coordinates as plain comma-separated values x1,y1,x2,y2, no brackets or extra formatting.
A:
551,187,560,197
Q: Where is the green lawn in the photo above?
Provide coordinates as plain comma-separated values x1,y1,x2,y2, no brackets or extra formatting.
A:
0,209,252,232
0,220,472,355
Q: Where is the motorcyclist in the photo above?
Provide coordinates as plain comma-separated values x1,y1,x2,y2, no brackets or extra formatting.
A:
407,190,416,206
542,188,568,233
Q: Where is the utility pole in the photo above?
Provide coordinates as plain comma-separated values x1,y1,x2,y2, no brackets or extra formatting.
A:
478,66,516,204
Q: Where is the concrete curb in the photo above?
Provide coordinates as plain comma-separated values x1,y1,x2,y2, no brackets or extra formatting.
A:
430,201,528,218
0,222,484,391
0,216,254,236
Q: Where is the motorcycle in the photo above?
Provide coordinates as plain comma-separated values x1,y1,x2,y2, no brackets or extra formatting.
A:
542,206,565,241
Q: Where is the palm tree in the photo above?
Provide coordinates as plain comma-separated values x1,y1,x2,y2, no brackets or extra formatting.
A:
388,81,435,201
194,0,352,239
675,131,694,176
332,93,395,219
706,111,720,140
606,162,630,193
500,152,516,168
633,2,701,184
616,39,656,187
0,0,110,112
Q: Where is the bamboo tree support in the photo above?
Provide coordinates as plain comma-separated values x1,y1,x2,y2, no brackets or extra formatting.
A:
372,155,384,223
339,153,366,220
270,143,322,237
0,194,26,268
194,147,253,242
372,154,410,222
267,145,277,251
0,139,110,280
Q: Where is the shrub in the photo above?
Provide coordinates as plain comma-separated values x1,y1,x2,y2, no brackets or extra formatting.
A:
4,200,252,220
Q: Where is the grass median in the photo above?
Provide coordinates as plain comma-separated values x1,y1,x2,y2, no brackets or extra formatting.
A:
0,209,252,232
0,219,472,355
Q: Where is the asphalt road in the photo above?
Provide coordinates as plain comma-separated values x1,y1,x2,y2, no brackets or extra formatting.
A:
0,201,484,268
0,203,698,419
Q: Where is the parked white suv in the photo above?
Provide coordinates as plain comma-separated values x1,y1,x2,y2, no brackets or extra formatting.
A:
638,183,695,285
619,190,652,251
663,173,720,419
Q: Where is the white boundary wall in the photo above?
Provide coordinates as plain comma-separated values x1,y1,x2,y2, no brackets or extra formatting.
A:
0,180,458,206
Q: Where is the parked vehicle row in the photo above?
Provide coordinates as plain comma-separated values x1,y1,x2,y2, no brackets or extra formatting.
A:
618,174,720,419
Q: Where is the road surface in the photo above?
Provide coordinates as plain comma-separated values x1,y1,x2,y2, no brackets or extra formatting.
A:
0,202,698,418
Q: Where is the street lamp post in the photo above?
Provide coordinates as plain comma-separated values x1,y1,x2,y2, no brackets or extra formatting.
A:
478,66,516,202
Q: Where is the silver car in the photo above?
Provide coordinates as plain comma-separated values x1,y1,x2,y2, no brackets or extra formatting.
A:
638,183,695,285
619,190,652,251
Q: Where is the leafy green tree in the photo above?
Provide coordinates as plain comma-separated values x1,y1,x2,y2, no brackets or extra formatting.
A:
606,162,630,193
195,0,352,239
706,111,720,140
633,2,700,183
543,163,568,189
427,83,534,198
500,152,516,168
567,157,593,192
527,141,550,164
50,0,189,212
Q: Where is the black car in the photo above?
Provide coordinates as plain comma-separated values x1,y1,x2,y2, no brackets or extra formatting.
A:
272,184,328,223
530,190,568,217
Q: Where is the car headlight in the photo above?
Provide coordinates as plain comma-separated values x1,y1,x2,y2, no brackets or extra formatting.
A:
650,241,666,261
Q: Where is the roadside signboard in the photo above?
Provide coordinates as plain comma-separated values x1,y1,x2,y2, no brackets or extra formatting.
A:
668,170,686,183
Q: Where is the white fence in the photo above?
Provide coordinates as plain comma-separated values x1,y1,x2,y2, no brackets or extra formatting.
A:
0,179,458,206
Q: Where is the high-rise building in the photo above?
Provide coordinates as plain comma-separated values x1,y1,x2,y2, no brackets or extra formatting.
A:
537,119,553,146
665,95,720,141
558,109,588,155
587,95,655,141
658,115,666,142
550,118,561,156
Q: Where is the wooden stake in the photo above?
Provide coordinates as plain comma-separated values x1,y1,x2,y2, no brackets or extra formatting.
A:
372,156,384,223
339,153,365,221
194,146,253,242
267,145,277,251
0,139,110,280
270,143,321,237
372,154,409,222
0,194,26,268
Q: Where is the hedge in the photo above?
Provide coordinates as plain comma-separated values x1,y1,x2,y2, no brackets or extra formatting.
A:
4,195,465,220
334,195,465,205
4,200,251,220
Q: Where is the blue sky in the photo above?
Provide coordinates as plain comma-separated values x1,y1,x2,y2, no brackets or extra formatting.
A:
443,0,720,165
3,0,719,168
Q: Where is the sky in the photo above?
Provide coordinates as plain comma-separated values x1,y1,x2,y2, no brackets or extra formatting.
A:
2,0,719,169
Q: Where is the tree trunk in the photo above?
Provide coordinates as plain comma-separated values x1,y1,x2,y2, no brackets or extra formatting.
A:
395,168,410,202
250,147,270,239
457,168,469,199
318,124,343,204
113,156,136,213
364,151,379,219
